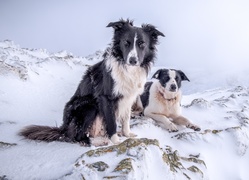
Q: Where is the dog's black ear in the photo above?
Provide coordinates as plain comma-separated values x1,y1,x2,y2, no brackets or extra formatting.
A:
142,24,165,40
107,19,133,30
178,70,190,81
152,69,162,79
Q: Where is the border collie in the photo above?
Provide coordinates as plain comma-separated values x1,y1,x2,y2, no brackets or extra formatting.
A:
133,69,201,132
19,19,164,145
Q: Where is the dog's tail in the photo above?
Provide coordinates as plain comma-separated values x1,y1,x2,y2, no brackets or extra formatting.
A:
19,125,65,142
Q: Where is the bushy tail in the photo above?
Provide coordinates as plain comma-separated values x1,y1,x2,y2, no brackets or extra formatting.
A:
19,125,64,142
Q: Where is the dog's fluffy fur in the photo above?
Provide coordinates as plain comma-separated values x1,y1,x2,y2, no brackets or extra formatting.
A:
19,19,164,145
133,69,201,132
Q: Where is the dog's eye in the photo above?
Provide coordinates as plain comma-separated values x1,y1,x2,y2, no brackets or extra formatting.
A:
165,77,170,82
124,40,130,47
138,41,145,48
175,77,179,81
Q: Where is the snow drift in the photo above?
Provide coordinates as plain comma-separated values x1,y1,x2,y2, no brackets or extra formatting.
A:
0,40,249,180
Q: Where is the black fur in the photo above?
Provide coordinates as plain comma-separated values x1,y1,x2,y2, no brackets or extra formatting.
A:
19,19,164,145
140,82,153,108
139,69,190,110
152,69,189,89
107,19,165,73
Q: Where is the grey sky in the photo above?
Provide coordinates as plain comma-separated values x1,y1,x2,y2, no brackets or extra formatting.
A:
1,0,249,71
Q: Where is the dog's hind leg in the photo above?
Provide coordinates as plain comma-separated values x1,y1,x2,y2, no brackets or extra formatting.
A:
172,116,201,131
61,95,98,145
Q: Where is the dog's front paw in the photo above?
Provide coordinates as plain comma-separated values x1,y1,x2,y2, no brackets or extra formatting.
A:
128,132,137,137
110,134,121,144
168,123,178,132
187,124,201,131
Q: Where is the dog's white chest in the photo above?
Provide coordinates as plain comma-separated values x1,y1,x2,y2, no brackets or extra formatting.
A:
106,57,147,122
106,58,147,97
149,82,182,117
161,100,181,117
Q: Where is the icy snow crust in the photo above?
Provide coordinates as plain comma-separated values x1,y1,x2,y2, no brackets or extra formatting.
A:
0,41,249,180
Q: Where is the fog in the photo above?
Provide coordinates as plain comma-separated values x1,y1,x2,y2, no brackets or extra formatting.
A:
1,0,249,72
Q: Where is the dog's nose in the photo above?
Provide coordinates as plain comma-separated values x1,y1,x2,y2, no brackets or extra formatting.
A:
129,57,137,65
170,84,177,92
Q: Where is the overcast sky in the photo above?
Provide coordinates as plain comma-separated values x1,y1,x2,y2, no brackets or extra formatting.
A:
1,0,249,71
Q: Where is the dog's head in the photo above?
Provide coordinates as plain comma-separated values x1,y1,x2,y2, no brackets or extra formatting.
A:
107,19,164,68
152,69,190,97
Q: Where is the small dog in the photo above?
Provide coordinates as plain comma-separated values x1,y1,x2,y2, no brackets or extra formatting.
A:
133,69,200,132
19,19,164,145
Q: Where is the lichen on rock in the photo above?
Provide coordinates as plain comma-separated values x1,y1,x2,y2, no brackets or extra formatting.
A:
84,138,159,158
89,161,109,172
65,138,207,180
162,145,206,179
113,158,133,174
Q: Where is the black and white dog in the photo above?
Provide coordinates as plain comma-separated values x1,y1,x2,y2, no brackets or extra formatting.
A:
133,69,201,132
19,19,164,145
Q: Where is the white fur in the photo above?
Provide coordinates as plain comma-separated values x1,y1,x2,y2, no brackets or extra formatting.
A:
143,78,200,132
110,133,120,144
166,70,178,92
127,33,138,65
106,56,148,141
143,80,180,131
144,80,182,125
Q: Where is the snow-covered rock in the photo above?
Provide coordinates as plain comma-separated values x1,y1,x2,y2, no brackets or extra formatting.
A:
62,138,207,180
0,40,103,80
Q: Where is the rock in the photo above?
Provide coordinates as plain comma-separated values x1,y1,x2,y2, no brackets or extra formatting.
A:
89,161,109,172
113,158,133,174
180,157,206,168
84,138,159,158
0,141,17,149
162,145,206,179
163,150,183,172
187,166,203,177
62,138,207,180
183,98,211,109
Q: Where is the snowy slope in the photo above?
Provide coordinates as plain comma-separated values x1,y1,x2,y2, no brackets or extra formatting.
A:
0,41,249,180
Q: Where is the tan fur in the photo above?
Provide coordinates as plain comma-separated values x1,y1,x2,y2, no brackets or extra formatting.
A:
132,97,144,116
155,89,181,118
89,116,105,138
143,80,200,132
88,116,110,147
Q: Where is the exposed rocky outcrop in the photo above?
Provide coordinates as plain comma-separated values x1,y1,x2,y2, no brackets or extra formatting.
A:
61,138,207,180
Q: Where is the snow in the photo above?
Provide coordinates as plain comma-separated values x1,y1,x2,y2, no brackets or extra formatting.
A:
0,41,249,179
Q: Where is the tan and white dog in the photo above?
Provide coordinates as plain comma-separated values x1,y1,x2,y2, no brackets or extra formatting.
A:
133,69,201,132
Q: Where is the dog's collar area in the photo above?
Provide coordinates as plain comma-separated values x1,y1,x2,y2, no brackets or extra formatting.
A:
159,91,177,101
166,97,177,101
